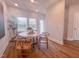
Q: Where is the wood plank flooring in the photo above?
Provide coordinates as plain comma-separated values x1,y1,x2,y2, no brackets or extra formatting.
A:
2,40,79,58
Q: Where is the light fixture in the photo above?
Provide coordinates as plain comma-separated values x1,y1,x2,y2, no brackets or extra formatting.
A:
30,0,35,3
14,3,18,6
36,9,39,12
30,0,38,4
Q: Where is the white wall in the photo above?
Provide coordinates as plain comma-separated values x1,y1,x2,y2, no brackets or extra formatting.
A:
0,0,10,57
45,0,65,45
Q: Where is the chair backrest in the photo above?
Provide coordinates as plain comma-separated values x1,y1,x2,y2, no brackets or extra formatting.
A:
15,40,22,49
43,32,49,36
40,32,49,37
39,32,49,40
25,36,32,43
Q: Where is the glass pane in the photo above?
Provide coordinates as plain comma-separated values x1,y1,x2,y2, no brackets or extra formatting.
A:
29,18,37,30
17,17,27,32
40,20,44,33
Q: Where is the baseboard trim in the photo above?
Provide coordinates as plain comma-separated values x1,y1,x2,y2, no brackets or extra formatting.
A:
67,38,74,41
48,37,64,45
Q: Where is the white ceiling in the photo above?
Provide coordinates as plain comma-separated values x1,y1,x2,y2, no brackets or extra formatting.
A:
4,0,60,14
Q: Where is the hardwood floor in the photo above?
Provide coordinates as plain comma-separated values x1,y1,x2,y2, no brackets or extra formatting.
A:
2,39,79,58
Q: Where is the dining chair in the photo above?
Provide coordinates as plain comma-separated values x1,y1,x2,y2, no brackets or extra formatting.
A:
21,38,33,58
15,37,33,58
15,31,33,57
38,32,49,49
15,40,23,57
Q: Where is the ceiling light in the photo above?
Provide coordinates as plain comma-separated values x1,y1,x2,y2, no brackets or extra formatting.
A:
30,0,35,3
36,9,39,12
14,3,18,6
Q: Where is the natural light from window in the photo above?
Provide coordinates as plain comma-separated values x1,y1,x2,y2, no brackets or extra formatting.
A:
17,17,45,33
17,17,27,32
40,20,45,34
29,18,37,30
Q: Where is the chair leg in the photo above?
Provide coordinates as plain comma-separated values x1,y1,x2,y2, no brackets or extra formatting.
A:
38,39,41,49
47,41,48,49
38,42,40,49
46,38,48,49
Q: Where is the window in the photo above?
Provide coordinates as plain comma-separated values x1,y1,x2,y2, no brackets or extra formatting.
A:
17,17,45,33
17,17,27,32
29,18,37,30
40,20,45,33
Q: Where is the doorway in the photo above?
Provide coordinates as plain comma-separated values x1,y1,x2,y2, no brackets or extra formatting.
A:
73,13,79,40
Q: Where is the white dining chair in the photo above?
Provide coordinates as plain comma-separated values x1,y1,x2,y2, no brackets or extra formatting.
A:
38,32,49,49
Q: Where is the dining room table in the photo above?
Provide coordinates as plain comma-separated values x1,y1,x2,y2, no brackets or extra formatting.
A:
17,31,40,48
